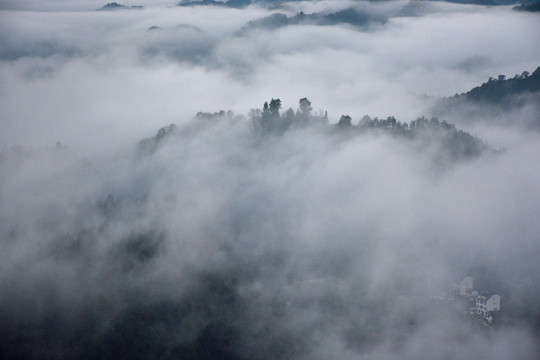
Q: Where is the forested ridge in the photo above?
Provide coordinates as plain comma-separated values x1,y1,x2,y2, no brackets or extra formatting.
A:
431,66,540,128
453,66,540,103
140,97,489,164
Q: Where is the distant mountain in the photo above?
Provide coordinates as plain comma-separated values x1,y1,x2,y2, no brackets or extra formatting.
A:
432,67,540,129
238,8,387,34
453,67,540,104
177,0,316,8
97,2,143,10
435,0,540,4
513,2,540,11
177,0,537,6
177,0,251,8
493,0,537,4
439,0,497,5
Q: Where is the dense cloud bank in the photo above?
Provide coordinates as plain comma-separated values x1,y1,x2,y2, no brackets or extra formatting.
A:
1,98,540,359
1,1,539,152
1,0,540,359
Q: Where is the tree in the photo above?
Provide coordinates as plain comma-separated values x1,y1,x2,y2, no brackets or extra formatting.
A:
299,98,312,114
282,108,295,127
338,115,352,127
386,116,396,128
255,99,283,133
269,98,281,114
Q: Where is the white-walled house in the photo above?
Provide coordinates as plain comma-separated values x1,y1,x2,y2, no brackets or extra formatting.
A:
451,276,501,324
475,294,501,320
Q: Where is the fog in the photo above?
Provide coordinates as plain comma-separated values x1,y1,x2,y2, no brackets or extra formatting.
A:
1,1,539,359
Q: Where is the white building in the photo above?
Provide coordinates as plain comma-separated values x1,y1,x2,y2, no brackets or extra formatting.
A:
475,294,501,318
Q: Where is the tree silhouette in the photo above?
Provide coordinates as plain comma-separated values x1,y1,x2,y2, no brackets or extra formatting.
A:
299,98,312,114
338,115,352,127
269,98,282,114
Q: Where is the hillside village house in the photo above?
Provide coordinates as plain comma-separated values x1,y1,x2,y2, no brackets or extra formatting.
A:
452,277,501,324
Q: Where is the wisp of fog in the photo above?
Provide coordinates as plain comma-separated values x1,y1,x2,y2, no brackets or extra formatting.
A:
1,1,539,359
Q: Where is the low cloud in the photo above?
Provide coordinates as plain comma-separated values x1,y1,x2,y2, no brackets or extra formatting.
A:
1,106,540,358
0,1,539,359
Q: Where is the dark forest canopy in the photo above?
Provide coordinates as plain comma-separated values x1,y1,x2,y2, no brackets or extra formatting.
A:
512,2,540,11
453,66,540,103
432,66,540,129
139,97,489,164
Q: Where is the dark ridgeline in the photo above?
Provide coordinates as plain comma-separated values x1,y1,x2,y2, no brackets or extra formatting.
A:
237,8,387,35
512,2,540,12
138,97,488,163
178,0,252,8
97,2,144,10
432,66,540,129
454,67,540,104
